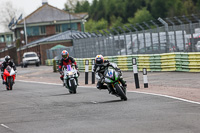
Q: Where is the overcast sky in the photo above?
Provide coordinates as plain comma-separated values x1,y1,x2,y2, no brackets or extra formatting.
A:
0,0,92,32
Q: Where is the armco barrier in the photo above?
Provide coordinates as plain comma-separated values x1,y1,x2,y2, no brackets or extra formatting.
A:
46,52,200,72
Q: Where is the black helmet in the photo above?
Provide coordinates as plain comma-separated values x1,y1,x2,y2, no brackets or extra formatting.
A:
5,55,11,63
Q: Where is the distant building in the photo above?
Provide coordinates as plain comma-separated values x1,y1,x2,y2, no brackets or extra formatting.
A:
0,32,14,49
14,2,88,46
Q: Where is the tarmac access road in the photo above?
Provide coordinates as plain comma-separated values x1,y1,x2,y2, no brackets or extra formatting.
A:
0,66,199,133
0,81,199,133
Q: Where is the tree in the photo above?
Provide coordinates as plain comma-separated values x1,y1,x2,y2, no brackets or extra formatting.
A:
128,8,153,24
74,1,90,13
0,1,22,32
110,16,123,29
150,0,168,19
85,18,108,32
182,0,196,15
64,0,85,12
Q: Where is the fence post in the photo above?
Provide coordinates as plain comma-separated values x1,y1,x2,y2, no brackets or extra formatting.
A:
92,59,95,84
132,58,140,89
85,60,89,84
143,68,148,88
53,59,57,72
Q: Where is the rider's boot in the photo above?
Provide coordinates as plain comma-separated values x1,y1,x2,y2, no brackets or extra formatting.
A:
76,78,79,86
60,77,65,86
2,80,6,84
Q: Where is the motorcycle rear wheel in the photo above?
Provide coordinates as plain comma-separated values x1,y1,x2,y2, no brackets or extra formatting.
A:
114,84,127,101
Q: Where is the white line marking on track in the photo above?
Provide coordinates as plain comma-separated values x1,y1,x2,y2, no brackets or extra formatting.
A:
91,101,98,104
16,80,200,105
1,124,9,129
16,80,96,88
129,91,200,105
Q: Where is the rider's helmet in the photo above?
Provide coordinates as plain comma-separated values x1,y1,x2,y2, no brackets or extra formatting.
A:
5,55,11,63
61,50,69,60
95,55,104,65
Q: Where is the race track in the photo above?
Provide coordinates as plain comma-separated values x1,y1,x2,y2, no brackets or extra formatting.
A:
0,81,199,133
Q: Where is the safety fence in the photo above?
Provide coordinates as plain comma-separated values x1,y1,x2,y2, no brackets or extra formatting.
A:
46,52,200,72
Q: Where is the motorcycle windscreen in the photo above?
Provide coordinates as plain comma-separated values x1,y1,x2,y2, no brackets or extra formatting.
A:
67,65,72,71
106,69,114,78
104,69,115,83
10,68,15,76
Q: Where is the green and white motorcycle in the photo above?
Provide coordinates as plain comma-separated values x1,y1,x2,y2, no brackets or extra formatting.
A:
97,65,127,101
63,65,79,94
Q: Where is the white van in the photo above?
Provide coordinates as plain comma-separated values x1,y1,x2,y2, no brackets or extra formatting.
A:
21,52,40,67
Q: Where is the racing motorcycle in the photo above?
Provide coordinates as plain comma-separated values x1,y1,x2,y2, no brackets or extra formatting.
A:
63,64,79,94
3,65,16,91
96,64,127,101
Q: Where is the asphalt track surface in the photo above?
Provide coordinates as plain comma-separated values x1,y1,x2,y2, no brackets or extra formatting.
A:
0,81,199,133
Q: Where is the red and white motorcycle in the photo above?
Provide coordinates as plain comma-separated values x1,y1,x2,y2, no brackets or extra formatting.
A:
3,65,16,90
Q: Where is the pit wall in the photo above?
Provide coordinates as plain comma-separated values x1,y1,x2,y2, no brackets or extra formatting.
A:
46,52,200,72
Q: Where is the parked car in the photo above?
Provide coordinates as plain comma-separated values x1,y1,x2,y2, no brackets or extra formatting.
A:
21,52,40,68
137,43,179,54
195,41,200,51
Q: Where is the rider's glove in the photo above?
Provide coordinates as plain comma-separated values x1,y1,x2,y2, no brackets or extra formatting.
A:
15,70,17,73
59,71,63,75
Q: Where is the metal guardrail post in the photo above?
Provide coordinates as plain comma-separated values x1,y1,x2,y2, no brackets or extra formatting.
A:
107,29,115,56
130,24,140,53
183,15,195,52
150,20,161,51
124,25,134,55
112,28,121,55
158,17,170,53
136,23,147,53
143,22,154,52
166,18,178,50
118,26,127,55
174,16,186,51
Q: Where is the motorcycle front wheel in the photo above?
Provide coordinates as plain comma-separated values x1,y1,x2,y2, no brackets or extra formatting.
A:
68,79,77,94
114,83,127,101
6,77,13,90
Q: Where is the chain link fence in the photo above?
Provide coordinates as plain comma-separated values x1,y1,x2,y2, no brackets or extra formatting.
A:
72,21,200,58
46,46,74,60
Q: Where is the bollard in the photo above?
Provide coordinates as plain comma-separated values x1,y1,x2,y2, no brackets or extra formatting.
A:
53,59,57,72
85,60,89,84
132,58,140,89
143,68,148,88
92,59,95,84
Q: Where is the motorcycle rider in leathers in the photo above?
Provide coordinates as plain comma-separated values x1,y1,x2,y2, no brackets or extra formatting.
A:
1,55,17,84
58,50,79,85
93,55,127,94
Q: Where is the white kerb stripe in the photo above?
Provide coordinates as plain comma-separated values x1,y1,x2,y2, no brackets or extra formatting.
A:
143,75,148,83
85,65,89,72
92,65,94,72
133,65,138,73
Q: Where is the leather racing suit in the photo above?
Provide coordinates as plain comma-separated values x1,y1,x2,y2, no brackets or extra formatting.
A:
93,60,127,91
